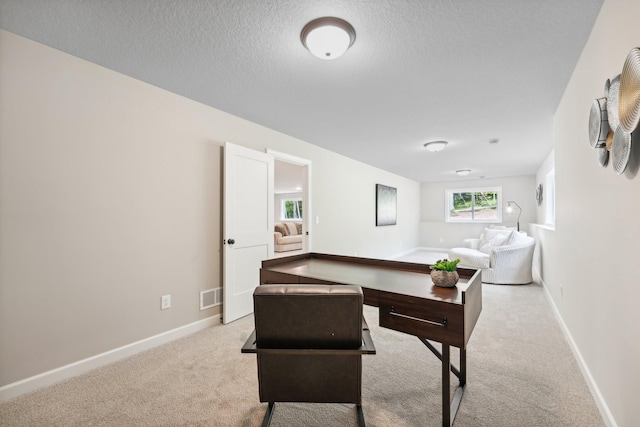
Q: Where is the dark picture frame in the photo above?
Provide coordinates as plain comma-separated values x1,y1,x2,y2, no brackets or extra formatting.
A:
376,184,397,226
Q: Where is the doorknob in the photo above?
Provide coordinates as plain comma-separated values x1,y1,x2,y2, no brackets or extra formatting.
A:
227,238,235,244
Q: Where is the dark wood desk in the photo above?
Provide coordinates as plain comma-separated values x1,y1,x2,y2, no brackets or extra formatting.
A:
260,252,482,427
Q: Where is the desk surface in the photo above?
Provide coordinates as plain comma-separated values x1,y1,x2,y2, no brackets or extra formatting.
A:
263,256,470,304
261,252,482,349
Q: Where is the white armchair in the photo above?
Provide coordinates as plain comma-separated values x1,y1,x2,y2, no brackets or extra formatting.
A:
448,228,535,285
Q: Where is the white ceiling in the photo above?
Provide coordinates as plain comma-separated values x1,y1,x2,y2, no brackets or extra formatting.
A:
0,0,603,182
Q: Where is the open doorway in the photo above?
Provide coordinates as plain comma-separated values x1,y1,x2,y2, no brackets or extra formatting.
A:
269,150,311,258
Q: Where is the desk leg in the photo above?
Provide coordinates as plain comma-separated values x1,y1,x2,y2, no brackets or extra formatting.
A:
460,348,466,386
442,344,451,427
449,347,466,427
420,339,466,427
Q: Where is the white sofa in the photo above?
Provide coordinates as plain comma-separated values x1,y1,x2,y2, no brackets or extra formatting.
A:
274,222,303,252
448,228,535,285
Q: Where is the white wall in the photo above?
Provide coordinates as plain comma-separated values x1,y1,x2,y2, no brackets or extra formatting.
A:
419,176,536,248
0,30,420,391
539,0,640,425
309,153,420,258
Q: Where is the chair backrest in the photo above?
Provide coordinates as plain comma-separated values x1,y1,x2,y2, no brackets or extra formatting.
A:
253,284,363,349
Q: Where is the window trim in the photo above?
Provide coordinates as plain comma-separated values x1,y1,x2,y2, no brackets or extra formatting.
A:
444,187,503,223
280,197,303,220
545,169,556,227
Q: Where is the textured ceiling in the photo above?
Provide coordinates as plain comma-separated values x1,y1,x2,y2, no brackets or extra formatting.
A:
0,0,603,182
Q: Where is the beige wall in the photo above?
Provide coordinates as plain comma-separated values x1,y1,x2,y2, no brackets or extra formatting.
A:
540,0,640,425
0,30,420,389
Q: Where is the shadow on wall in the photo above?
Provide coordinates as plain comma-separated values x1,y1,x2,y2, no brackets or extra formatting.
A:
624,131,639,179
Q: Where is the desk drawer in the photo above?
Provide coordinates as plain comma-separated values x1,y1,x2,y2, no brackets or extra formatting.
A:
378,292,464,347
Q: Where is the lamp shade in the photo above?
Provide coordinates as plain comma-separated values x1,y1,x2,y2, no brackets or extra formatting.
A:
301,17,355,60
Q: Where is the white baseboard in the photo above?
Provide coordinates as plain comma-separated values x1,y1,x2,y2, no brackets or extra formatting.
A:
390,247,449,259
0,315,221,403
389,248,418,259
538,272,617,427
415,246,450,253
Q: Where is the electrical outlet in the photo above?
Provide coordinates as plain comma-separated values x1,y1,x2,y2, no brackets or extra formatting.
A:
161,294,171,310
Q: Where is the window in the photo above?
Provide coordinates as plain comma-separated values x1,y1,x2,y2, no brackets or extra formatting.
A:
545,169,555,226
281,198,303,220
445,187,502,223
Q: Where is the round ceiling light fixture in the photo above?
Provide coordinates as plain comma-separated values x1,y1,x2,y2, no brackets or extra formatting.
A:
423,141,448,152
456,169,472,176
301,17,356,60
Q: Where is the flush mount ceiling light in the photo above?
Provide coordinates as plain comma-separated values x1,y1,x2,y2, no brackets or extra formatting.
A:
423,141,448,152
456,169,471,176
301,17,356,60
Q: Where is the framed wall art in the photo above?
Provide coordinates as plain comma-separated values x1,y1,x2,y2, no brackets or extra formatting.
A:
376,184,397,226
536,184,543,206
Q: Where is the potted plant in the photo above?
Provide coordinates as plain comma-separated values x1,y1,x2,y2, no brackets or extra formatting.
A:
430,258,461,288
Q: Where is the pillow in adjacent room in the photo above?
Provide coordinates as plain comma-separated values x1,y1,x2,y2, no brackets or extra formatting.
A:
285,222,298,236
275,223,289,236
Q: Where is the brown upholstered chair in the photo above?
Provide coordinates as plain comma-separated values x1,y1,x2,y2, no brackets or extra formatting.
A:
242,284,376,427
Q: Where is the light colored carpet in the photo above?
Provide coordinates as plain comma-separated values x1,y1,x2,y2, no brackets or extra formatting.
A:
0,256,604,426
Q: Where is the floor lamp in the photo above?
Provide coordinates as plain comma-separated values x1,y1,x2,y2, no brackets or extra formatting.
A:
506,201,522,231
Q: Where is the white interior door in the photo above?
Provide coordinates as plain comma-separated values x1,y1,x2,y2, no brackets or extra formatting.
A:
223,142,273,324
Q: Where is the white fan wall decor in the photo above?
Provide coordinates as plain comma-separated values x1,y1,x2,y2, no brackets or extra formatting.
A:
589,47,639,175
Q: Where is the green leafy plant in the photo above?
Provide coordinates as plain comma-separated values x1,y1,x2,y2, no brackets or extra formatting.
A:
430,258,460,272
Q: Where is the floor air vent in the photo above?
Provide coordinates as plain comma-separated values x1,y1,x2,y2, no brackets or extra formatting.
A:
200,288,222,310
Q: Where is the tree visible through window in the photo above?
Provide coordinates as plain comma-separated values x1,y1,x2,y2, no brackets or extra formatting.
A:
445,188,502,222
282,199,303,220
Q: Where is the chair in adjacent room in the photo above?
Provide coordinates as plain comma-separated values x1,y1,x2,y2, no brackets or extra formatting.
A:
241,284,376,427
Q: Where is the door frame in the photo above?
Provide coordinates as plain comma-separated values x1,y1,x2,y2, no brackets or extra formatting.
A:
222,142,274,324
267,149,312,253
